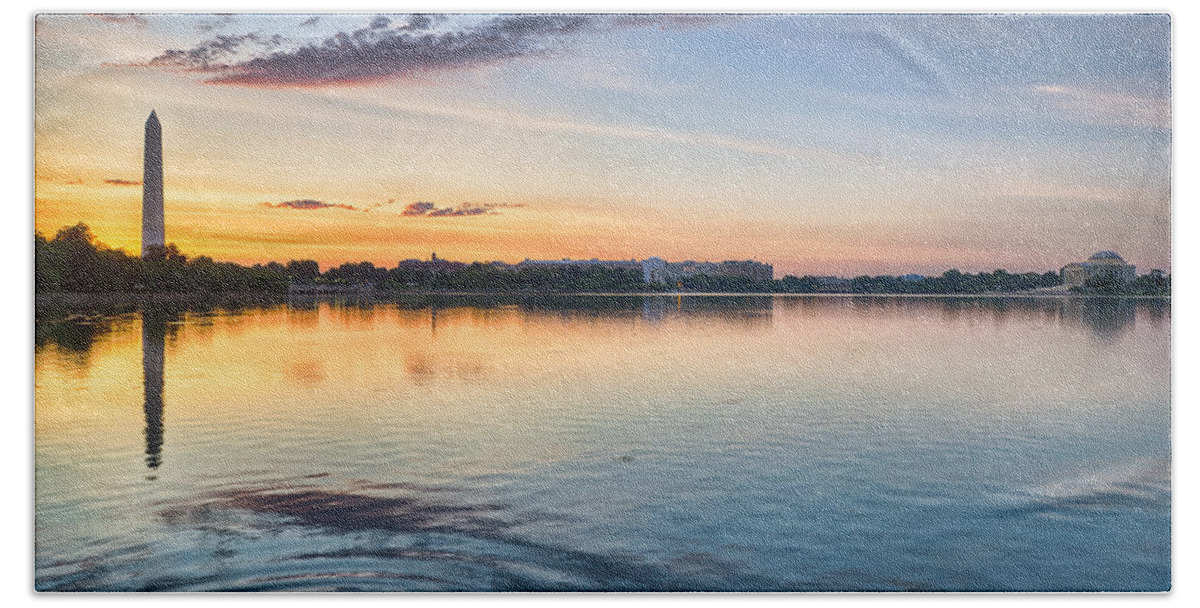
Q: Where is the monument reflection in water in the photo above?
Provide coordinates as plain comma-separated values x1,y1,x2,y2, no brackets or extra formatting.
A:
141,307,166,474
34,295,1170,591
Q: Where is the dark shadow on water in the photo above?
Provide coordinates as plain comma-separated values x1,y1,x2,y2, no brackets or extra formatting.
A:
137,477,784,592
160,483,515,537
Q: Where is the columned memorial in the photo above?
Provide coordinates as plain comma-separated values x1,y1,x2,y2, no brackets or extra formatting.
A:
141,110,164,256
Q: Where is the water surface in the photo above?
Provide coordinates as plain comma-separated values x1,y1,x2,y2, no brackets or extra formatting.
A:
34,295,1171,591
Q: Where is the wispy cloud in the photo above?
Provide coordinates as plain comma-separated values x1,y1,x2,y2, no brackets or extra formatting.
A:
196,14,237,33
104,178,141,186
261,198,509,216
261,199,358,211
401,201,524,217
140,33,285,72
401,201,437,216
376,97,862,163
89,13,147,27
131,14,727,88
1033,84,1170,129
608,14,734,30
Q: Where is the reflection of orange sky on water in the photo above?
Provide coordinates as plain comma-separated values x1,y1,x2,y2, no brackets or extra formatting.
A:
35,315,146,490
30,297,1171,553
36,299,1169,442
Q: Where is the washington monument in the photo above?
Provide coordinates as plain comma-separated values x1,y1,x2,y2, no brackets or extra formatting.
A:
141,110,164,257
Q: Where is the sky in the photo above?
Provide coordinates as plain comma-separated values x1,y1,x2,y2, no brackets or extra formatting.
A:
33,12,1172,276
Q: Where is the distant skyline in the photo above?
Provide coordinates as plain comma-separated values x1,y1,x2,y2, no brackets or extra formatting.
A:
34,13,1171,276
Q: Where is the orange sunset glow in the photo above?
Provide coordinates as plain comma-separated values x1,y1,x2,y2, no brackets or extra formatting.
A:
34,13,1171,276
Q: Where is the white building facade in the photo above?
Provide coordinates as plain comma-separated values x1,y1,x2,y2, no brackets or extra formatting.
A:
1060,251,1136,288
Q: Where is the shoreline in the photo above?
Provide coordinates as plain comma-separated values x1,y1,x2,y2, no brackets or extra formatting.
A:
34,290,1171,304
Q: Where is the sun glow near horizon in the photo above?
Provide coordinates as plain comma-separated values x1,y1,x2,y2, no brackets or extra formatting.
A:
34,13,1172,277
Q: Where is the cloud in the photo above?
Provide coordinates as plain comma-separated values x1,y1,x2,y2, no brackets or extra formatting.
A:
1033,84,1170,129
142,33,285,72
363,198,399,212
90,13,147,27
104,178,141,186
609,14,737,30
261,198,470,214
402,201,524,217
390,99,861,163
196,14,238,33
132,14,723,88
261,199,358,211
429,205,489,217
299,16,320,28
401,201,437,216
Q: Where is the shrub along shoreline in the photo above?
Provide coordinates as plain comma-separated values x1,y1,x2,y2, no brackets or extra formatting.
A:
36,223,1169,297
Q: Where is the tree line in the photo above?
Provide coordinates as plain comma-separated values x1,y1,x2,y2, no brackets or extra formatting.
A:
35,223,1168,296
674,268,1063,294
316,259,652,292
1076,270,1170,296
844,269,1064,294
36,224,287,293
34,224,658,294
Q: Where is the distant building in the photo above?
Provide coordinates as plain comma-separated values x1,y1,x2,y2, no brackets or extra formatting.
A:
1060,251,1136,288
641,258,773,284
641,257,667,283
516,257,773,284
517,258,642,271
395,255,464,276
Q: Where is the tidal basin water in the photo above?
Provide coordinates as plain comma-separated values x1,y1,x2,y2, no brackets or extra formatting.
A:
35,295,1170,591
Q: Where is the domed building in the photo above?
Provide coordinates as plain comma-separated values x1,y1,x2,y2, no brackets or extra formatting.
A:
1060,251,1136,288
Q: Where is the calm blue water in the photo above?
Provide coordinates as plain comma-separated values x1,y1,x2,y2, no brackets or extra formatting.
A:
35,295,1170,591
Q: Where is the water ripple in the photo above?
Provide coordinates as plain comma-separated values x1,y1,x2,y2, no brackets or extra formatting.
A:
998,457,1171,516
38,477,778,591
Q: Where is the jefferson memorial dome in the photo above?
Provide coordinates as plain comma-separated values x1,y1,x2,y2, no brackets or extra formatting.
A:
1088,251,1126,262
1061,251,1135,287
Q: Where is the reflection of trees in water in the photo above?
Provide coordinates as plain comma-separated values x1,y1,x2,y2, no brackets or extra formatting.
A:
38,301,184,475
780,295,1164,342
38,293,1168,478
35,300,137,371
1059,298,1139,342
35,294,285,366
638,295,772,326
1137,298,1170,329
285,297,321,332
35,321,112,361
289,294,775,326
454,294,773,326
39,296,1171,364
936,296,1143,342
